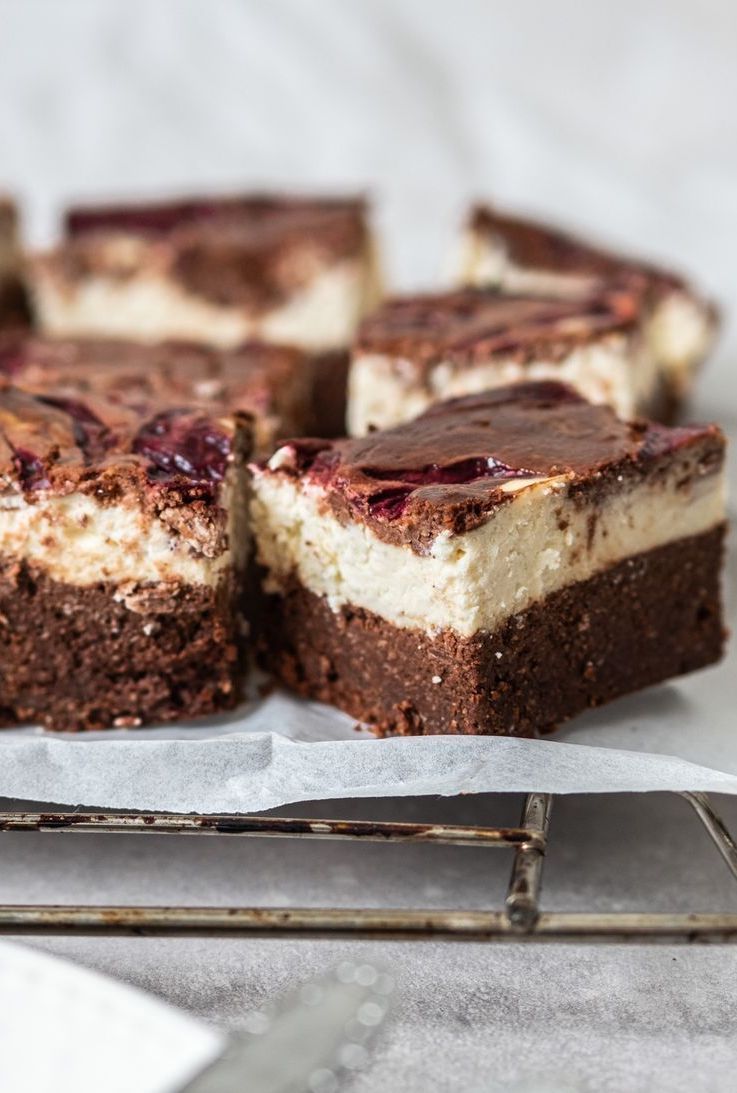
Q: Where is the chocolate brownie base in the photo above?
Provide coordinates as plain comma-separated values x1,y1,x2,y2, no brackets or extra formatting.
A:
256,527,726,736
0,559,244,731
306,349,350,436
0,279,32,333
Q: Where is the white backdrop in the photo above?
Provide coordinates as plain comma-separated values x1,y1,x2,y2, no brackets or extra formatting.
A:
1,0,736,356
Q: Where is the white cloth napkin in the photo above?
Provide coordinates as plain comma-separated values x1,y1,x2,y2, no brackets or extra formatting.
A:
0,942,223,1093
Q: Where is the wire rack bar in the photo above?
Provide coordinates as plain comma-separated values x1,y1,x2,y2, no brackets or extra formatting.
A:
0,908,736,943
681,791,737,881
505,793,552,930
0,811,543,850
0,791,736,942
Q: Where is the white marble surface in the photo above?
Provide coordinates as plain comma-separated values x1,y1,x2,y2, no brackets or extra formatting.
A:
2,2,737,1089
3,0,737,320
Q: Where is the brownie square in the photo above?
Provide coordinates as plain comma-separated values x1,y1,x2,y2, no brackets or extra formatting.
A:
0,386,251,730
29,192,383,435
348,287,656,435
251,381,726,736
458,203,719,415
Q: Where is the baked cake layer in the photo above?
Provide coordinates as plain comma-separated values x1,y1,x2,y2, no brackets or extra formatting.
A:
0,386,249,584
252,435,722,637
348,288,656,433
256,527,726,737
0,560,241,731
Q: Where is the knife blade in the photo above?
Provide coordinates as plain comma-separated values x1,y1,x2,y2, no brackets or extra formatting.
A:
179,961,393,1093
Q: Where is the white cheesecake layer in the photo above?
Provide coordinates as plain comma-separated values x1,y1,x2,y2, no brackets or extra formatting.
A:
31,252,381,352
0,465,245,590
251,449,725,638
348,332,657,436
457,228,599,300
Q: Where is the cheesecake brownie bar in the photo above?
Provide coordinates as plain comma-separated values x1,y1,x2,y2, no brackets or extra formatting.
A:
29,193,382,434
252,382,726,737
348,287,653,435
0,386,250,730
0,334,309,455
459,203,718,411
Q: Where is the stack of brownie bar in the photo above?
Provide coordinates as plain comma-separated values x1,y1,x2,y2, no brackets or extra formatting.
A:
0,191,727,736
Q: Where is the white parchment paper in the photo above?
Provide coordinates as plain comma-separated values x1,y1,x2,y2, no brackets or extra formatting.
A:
0,543,734,813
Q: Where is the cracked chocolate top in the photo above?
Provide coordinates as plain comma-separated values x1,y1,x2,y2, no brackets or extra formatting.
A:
468,204,688,296
0,384,248,511
355,288,638,372
0,335,305,447
57,194,370,309
262,382,723,551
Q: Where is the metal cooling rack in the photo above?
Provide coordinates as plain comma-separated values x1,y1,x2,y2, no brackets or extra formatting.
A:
1,791,736,942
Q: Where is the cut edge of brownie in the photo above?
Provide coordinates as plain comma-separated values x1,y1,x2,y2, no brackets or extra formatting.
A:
0,560,243,731
255,526,726,737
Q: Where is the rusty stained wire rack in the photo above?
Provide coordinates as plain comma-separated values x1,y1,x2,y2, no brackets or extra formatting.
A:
1,791,737,943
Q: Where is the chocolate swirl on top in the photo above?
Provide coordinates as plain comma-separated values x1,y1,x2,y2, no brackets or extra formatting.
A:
0,384,244,509
265,382,722,551
61,194,369,310
467,204,716,310
355,289,639,373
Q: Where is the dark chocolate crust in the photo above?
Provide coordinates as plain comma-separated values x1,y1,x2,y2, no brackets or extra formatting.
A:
263,383,724,551
0,559,243,731
355,288,639,371
256,526,726,737
0,335,306,452
58,194,370,311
